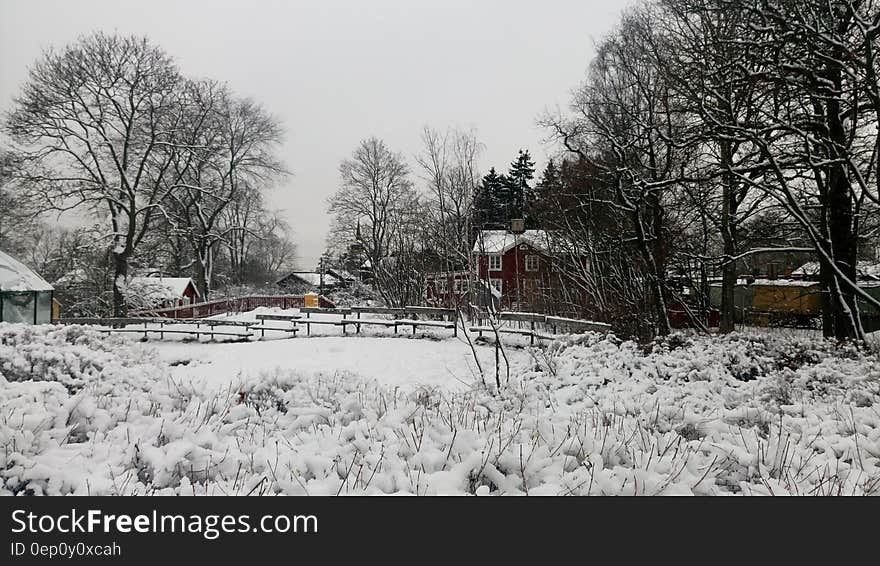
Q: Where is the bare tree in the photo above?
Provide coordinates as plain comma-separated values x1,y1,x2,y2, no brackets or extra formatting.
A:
652,0,775,333
541,0,879,341
711,0,880,340
531,157,656,335
416,126,483,277
0,150,41,255
161,80,285,298
5,33,183,315
328,137,418,305
544,7,693,336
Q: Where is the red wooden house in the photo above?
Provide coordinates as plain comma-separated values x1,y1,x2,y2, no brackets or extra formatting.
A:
426,230,560,311
472,230,556,310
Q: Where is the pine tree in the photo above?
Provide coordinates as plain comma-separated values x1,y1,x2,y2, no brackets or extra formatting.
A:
505,149,535,221
473,167,507,230
530,159,561,228
536,159,559,191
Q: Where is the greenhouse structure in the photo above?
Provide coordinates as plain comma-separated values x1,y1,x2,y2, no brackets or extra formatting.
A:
0,249,54,324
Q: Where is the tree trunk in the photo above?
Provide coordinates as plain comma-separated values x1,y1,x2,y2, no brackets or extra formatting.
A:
112,251,129,317
634,199,671,336
719,141,738,334
193,255,209,301
821,63,861,341
720,251,737,333
824,165,860,340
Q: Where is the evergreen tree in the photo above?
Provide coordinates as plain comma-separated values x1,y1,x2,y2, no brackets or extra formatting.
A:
529,159,561,228
536,159,560,191
473,167,507,230
505,149,535,221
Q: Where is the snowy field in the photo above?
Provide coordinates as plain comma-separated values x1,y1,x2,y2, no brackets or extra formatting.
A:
133,307,534,392
1,316,879,495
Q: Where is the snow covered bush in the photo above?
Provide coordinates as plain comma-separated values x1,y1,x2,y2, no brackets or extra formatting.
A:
1,324,878,495
116,277,180,310
0,323,157,389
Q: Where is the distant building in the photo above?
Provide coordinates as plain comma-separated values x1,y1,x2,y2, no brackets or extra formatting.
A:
426,271,499,309
792,261,880,282
733,248,813,280
473,230,557,310
425,230,564,311
326,267,356,287
128,277,200,308
276,271,339,294
0,249,54,324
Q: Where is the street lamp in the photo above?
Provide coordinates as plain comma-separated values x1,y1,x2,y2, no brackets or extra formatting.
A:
319,254,329,296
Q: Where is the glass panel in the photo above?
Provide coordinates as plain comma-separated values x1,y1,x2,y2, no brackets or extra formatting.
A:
36,292,52,324
2,292,36,324
526,255,539,271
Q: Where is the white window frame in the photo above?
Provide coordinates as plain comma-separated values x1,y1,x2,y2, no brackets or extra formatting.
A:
454,279,469,294
525,255,539,272
435,279,447,294
488,254,502,271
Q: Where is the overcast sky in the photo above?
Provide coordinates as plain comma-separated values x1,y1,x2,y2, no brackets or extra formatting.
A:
0,0,631,269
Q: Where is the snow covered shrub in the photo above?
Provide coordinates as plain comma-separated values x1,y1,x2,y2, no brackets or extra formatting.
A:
0,323,156,390
0,323,184,494
1,324,878,495
116,277,180,311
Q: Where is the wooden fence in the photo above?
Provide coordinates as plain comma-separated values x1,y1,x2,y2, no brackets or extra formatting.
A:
472,309,611,333
58,303,609,346
129,294,335,319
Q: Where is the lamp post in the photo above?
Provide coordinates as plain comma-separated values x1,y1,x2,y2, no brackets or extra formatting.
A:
319,254,327,296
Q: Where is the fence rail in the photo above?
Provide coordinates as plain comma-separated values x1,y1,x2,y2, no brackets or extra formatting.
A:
58,303,609,346
128,294,335,319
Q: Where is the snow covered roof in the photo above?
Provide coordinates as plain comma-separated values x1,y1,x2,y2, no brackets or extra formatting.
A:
472,230,552,254
793,261,880,280
278,272,339,287
327,267,356,281
0,249,53,292
792,262,820,276
750,278,820,287
129,277,197,297
709,277,821,288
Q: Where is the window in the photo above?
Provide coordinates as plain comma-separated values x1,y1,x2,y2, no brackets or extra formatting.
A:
454,279,469,294
2,292,35,324
525,255,539,272
488,254,502,271
489,278,503,294
435,279,447,294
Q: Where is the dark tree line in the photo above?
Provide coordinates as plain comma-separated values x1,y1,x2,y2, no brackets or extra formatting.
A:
472,150,536,231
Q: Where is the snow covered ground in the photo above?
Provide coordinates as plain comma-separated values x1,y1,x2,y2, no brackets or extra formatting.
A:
156,332,523,392
1,319,879,495
139,307,534,392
